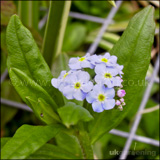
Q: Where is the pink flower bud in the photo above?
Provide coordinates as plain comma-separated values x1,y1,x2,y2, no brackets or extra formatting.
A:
116,100,121,106
122,102,126,106
118,105,123,111
117,89,126,98
120,85,123,88
120,98,124,103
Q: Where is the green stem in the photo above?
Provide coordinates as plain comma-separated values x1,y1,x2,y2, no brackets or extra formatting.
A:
75,124,93,159
18,1,39,30
42,1,71,68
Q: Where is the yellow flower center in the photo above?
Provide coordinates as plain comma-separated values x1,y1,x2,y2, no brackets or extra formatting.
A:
104,73,112,78
98,94,105,102
101,58,108,63
79,57,85,61
63,73,69,79
74,82,81,89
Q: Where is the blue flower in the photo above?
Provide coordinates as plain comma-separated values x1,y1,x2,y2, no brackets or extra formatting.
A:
115,64,124,77
86,84,115,112
69,53,94,70
51,70,72,91
90,52,117,67
94,64,121,88
62,70,93,101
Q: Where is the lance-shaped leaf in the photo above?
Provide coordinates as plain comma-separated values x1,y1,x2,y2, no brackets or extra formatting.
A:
9,68,60,123
1,138,10,148
55,132,83,158
1,124,63,159
27,143,81,159
58,102,93,128
88,6,155,144
6,15,64,107
26,97,60,124
42,1,71,67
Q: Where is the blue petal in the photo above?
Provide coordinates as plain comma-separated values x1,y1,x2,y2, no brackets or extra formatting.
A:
81,61,94,69
82,81,93,93
73,90,86,101
105,67,118,76
51,78,59,88
110,56,117,64
92,101,104,113
59,71,67,78
95,74,104,84
93,84,103,93
104,79,113,88
86,91,97,103
66,73,78,83
104,52,110,58
112,77,121,86
69,57,78,64
104,88,115,98
77,71,90,83
62,86,74,99
95,64,106,74
90,55,99,65
103,99,115,110
69,62,81,70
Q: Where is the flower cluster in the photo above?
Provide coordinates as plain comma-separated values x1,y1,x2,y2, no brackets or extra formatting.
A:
51,53,126,113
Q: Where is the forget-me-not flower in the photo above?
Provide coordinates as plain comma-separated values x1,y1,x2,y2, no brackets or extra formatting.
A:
86,84,115,112
69,53,94,70
90,52,117,67
62,70,93,101
114,64,124,77
94,64,121,88
51,70,73,92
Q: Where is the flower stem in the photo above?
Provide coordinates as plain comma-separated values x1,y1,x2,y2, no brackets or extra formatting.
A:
75,124,93,159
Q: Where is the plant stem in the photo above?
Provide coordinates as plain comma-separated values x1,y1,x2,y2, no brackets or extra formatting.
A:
18,1,39,30
75,123,93,159
42,1,71,68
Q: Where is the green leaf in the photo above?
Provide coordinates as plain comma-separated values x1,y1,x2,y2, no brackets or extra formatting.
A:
6,15,64,107
1,124,63,159
26,97,61,124
1,138,10,148
62,23,87,52
58,102,93,128
107,1,116,7
88,6,155,144
9,68,61,123
27,143,80,159
55,132,83,158
42,1,71,67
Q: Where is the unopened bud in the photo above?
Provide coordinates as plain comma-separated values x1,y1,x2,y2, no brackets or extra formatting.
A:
118,105,123,111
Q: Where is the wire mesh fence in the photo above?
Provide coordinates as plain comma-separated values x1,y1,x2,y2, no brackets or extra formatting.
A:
1,1,159,159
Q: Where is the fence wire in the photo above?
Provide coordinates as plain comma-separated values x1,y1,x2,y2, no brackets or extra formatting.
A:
1,1,159,159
